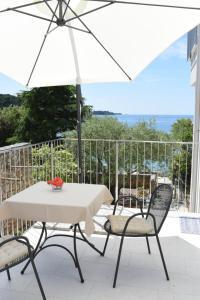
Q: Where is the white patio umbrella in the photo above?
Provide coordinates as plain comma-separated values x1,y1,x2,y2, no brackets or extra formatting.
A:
1,0,200,182
1,1,200,87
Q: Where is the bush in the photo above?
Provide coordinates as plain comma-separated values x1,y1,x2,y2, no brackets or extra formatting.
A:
32,144,77,182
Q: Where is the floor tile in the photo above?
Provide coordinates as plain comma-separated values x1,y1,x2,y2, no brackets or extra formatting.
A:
1,214,200,300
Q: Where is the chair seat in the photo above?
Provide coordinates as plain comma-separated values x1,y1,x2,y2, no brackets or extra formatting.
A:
0,236,29,270
106,215,154,235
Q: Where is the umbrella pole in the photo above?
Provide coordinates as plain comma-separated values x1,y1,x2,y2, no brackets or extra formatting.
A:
76,84,83,183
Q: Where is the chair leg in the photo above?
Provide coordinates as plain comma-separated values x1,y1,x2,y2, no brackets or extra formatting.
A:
102,233,110,256
6,268,11,281
29,256,46,300
156,234,169,281
146,236,151,254
113,236,125,288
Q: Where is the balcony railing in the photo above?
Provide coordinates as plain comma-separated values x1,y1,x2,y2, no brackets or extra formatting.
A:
0,138,192,234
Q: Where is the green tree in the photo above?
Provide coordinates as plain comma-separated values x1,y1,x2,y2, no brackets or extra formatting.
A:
78,116,129,140
127,119,169,141
170,118,193,201
171,118,193,142
32,144,77,182
65,117,169,196
0,106,25,146
65,117,129,195
66,116,169,141
0,94,20,108
17,86,92,144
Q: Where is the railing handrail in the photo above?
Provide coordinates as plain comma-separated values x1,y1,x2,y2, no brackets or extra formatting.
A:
0,138,193,155
28,138,194,148
33,138,193,145
0,138,193,157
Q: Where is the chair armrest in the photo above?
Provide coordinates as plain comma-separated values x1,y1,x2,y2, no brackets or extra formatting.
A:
122,212,157,235
113,195,144,215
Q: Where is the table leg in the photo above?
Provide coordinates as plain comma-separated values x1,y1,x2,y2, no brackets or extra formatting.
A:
31,244,77,267
39,226,48,249
77,224,103,256
40,224,104,256
22,222,85,283
22,222,102,282
73,224,84,283
21,222,46,274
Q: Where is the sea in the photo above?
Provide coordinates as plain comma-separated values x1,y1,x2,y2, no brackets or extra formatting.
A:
97,114,193,133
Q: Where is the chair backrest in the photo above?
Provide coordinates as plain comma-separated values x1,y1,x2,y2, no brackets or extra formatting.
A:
147,184,173,233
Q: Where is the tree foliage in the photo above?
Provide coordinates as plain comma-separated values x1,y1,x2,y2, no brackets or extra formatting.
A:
171,118,193,142
16,86,92,144
66,116,169,141
170,118,193,197
127,119,169,141
65,117,170,196
80,117,129,140
0,87,92,147
0,94,20,108
0,106,25,146
32,144,77,182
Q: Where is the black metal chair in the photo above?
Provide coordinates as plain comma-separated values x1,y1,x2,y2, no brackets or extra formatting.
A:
0,234,46,299
102,183,173,288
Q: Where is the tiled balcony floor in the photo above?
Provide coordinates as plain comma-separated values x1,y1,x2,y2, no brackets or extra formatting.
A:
1,211,200,300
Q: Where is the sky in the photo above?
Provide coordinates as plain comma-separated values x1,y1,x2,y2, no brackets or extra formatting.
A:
0,34,195,116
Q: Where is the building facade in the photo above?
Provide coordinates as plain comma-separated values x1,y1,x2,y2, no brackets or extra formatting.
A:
188,26,200,212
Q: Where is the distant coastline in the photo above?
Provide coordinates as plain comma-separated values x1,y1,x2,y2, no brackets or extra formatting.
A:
93,110,122,115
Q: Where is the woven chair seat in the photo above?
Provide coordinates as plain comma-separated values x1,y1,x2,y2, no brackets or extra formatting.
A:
106,215,154,235
0,235,29,270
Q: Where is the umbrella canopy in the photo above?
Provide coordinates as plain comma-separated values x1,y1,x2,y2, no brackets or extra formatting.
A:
1,0,200,87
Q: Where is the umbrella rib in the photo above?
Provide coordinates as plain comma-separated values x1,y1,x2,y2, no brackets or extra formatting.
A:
63,0,71,18
26,4,59,86
64,24,90,34
65,3,113,23
64,1,132,81
48,25,59,35
87,0,200,11
44,0,58,20
0,0,53,14
12,8,57,23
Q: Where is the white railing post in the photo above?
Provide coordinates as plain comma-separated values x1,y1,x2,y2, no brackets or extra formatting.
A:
51,142,54,179
115,141,119,200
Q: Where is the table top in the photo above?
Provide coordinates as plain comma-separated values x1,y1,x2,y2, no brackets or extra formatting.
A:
0,182,113,235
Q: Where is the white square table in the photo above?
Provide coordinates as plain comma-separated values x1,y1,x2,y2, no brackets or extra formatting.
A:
0,181,113,236
0,181,113,283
